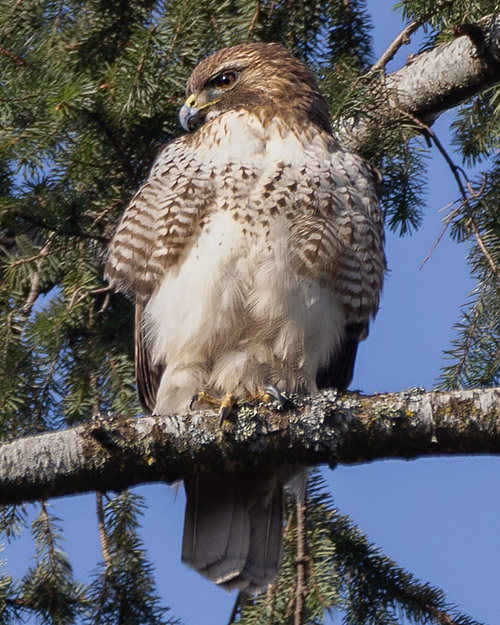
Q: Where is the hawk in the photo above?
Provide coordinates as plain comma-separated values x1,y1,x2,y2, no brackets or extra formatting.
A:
105,42,385,591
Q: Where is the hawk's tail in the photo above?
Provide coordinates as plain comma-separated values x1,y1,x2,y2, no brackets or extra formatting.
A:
181,473,284,591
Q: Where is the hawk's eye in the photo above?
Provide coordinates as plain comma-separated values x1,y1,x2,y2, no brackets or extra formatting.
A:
212,72,236,90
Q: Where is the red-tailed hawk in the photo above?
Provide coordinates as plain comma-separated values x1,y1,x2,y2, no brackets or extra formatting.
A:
105,42,385,591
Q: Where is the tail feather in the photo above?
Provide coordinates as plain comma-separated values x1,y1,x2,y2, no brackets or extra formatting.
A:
182,475,250,583
224,482,283,591
182,473,284,591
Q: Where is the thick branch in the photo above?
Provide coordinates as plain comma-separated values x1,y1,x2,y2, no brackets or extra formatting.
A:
339,13,500,152
1,387,500,505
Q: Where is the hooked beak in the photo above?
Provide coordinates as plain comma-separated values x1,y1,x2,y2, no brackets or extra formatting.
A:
178,94,221,132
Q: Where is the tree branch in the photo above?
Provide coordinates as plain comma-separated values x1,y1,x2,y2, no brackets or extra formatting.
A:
1,387,500,505
370,0,457,74
339,12,500,152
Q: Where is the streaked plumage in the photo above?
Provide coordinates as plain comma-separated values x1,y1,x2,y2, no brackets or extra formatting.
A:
105,42,385,591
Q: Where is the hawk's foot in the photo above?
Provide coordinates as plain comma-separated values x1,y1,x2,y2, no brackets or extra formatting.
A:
189,390,236,425
189,386,286,425
236,385,287,411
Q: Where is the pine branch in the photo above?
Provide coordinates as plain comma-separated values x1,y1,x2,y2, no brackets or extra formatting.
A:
339,12,500,153
1,387,500,506
370,0,457,73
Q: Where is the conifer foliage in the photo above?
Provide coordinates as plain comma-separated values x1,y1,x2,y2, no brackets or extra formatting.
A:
1,0,500,623
236,472,483,625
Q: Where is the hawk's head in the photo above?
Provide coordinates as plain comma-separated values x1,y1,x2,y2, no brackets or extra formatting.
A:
179,43,331,134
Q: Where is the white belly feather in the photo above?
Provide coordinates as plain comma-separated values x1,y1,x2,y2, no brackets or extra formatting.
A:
146,210,345,414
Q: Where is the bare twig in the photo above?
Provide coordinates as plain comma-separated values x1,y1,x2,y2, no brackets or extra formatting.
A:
98,289,111,314
8,236,53,270
227,593,241,625
425,603,460,625
49,0,65,47
68,285,112,311
423,127,499,280
96,492,111,568
94,493,111,625
265,507,297,624
210,14,223,47
419,175,487,270
127,26,157,109
40,500,57,572
166,21,183,64
450,285,485,383
395,110,495,278
21,264,42,318
10,235,56,340
246,2,260,40
370,1,456,73
294,501,308,625
0,45,32,67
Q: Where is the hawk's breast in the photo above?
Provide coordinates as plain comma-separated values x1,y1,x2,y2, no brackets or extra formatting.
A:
143,111,378,413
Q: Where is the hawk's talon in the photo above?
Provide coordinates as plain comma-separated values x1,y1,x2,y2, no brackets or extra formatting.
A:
263,385,286,408
219,392,236,425
219,405,232,424
188,394,199,411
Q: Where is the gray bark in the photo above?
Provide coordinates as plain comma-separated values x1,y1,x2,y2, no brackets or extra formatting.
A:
1,387,500,505
339,12,500,152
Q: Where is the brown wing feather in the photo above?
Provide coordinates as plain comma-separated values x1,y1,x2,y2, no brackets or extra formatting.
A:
135,300,163,415
105,133,211,300
315,323,367,391
105,136,214,414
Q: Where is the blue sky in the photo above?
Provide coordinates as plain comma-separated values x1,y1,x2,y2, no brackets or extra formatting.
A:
3,2,500,624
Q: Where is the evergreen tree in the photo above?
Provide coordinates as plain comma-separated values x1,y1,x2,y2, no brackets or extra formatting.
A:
1,1,499,623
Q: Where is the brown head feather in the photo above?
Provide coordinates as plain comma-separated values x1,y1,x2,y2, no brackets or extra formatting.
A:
185,42,332,133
